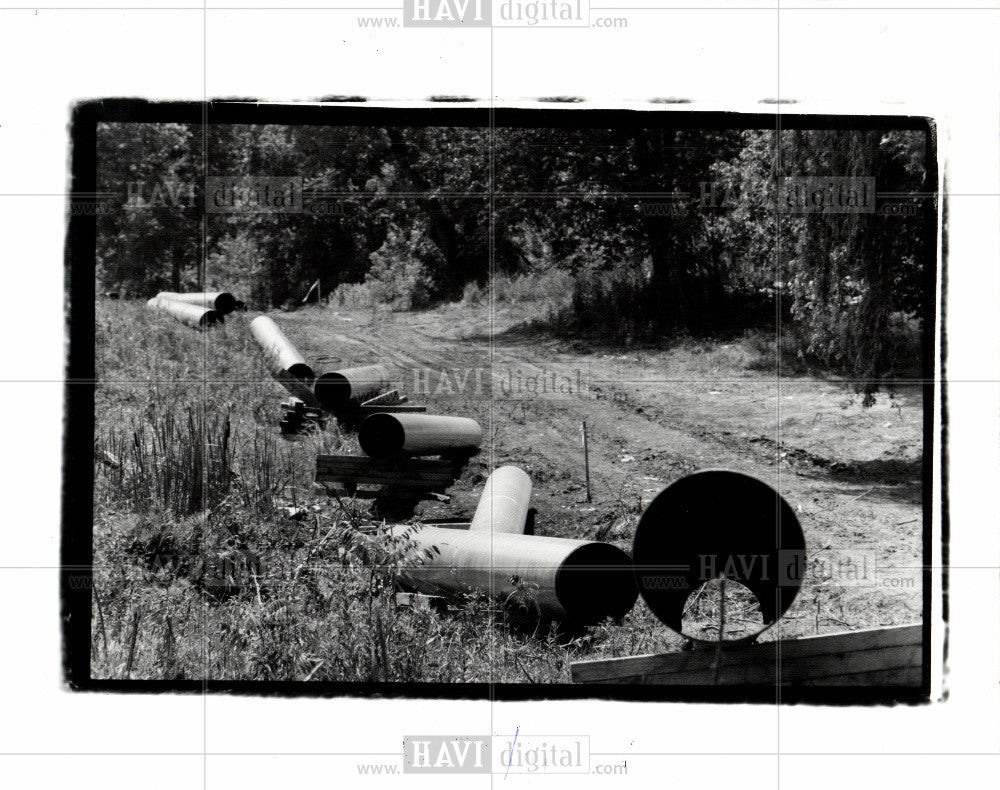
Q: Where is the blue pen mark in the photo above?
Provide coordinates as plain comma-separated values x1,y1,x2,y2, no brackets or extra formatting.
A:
504,726,519,780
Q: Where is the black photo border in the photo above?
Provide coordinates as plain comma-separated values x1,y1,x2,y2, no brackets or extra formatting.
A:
63,99,942,704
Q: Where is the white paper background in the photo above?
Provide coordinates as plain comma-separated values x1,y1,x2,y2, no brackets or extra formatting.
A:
0,2,998,787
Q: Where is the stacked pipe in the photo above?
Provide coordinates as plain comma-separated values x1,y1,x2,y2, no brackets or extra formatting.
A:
246,317,481,451
248,318,414,421
243,320,803,636
247,319,478,449
155,291,238,316
314,365,392,411
146,294,222,328
393,466,638,625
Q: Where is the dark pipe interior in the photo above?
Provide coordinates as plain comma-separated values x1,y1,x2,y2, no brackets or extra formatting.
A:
214,292,237,315
359,413,406,458
632,470,806,636
200,310,221,327
314,372,352,410
287,362,316,381
555,543,638,624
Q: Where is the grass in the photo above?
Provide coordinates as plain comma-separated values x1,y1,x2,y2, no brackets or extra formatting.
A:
92,299,683,682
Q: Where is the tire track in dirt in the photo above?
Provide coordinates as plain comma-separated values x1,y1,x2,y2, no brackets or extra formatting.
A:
297,315,856,504
320,321,774,516
295,313,920,507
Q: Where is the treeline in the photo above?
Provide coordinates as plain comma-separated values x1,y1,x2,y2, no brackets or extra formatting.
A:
96,122,933,388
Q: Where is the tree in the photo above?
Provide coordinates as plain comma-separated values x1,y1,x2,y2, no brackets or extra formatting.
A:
96,123,202,295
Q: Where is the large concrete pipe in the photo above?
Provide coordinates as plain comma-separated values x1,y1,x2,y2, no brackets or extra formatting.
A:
249,316,315,381
469,465,532,534
313,365,391,411
631,469,806,638
359,413,483,459
155,291,238,316
391,526,638,624
146,295,220,328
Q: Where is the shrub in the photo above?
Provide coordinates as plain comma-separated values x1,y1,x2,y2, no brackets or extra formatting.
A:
548,265,651,344
460,280,485,306
364,224,440,310
330,281,379,309
206,231,267,308
493,270,575,306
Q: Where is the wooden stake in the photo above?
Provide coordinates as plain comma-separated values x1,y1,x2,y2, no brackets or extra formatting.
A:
124,607,142,680
712,577,726,684
582,420,592,503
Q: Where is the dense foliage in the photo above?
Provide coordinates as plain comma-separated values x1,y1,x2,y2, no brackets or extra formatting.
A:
96,122,933,389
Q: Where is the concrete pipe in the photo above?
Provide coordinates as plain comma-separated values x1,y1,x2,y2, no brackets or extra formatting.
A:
146,295,220,328
359,413,483,459
391,526,638,624
155,291,238,316
469,465,532,534
631,469,806,638
249,316,315,381
313,365,391,411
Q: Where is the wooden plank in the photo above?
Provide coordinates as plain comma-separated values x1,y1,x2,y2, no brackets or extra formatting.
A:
638,645,921,686
316,455,453,476
315,455,456,489
571,624,922,686
361,389,403,407
571,627,921,685
799,666,922,686
323,481,447,494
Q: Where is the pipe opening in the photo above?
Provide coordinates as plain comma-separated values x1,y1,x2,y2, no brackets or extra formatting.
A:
214,292,237,315
314,372,352,410
555,543,638,624
632,470,806,635
286,362,316,381
199,310,222,327
359,413,406,458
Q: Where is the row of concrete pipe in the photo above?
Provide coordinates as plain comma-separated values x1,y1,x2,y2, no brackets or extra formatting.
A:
247,315,805,632
249,315,484,457
147,302,631,623
247,316,634,624
145,291,239,328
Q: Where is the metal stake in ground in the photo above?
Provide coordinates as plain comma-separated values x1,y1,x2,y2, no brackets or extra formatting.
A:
582,420,592,503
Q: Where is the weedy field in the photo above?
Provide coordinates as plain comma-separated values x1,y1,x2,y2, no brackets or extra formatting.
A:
91,290,924,683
